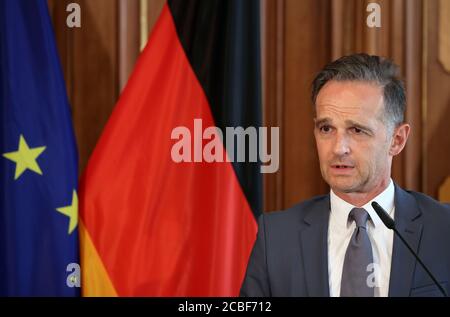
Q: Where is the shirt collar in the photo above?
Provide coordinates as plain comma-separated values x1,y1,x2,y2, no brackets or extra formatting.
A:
330,179,395,229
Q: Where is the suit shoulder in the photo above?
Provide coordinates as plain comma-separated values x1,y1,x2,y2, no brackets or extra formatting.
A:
407,190,450,219
262,194,329,223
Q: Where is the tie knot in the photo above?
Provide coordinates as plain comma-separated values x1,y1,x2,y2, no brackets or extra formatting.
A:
349,208,370,228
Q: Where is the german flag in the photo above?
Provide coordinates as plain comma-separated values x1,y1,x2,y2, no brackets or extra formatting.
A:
79,0,262,296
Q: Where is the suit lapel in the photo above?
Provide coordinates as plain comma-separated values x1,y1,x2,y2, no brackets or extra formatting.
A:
299,196,331,297
388,185,423,296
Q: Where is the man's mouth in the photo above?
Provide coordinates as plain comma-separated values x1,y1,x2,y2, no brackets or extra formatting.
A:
330,164,355,171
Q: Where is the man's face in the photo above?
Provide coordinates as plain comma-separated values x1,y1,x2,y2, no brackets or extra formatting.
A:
314,80,393,195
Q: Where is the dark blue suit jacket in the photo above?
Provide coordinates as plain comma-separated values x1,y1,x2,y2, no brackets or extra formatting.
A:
240,185,450,297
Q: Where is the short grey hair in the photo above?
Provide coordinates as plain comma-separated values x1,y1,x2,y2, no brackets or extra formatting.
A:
311,53,406,128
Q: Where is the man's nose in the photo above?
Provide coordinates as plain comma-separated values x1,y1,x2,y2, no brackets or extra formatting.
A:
333,132,350,156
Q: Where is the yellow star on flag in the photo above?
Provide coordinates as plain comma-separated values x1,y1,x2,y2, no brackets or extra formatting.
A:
56,190,78,235
2,134,46,180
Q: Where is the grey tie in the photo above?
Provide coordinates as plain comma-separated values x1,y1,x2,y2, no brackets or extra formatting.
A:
340,208,374,297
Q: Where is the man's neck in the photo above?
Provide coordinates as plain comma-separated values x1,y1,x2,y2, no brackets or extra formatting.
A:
332,179,391,207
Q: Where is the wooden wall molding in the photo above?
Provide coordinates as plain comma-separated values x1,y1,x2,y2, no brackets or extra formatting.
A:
439,176,450,202
438,0,450,73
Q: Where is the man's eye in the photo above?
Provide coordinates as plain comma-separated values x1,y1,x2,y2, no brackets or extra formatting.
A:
320,125,332,133
351,127,364,134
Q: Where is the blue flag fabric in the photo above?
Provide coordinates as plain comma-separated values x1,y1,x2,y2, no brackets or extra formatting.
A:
0,0,79,296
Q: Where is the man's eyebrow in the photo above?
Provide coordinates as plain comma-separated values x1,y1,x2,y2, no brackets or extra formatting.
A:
314,118,332,127
314,118,375,133
345,120,374,133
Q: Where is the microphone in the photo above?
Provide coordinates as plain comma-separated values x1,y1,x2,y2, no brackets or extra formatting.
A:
371,201,447,297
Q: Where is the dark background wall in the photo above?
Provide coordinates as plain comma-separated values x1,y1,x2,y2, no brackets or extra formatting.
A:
48,0,450,211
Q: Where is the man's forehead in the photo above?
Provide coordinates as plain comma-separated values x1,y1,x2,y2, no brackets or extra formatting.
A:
314,116,371,127
314,109,382,126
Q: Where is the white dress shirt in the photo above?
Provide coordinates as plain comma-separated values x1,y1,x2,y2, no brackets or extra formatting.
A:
328,179,395,297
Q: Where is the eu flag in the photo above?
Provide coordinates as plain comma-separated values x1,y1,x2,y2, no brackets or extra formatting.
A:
0,0,79,296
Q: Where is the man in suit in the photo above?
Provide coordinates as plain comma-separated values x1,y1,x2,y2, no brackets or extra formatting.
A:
240,53,450,297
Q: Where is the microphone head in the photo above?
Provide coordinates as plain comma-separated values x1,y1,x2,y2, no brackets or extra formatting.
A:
371,201,396,230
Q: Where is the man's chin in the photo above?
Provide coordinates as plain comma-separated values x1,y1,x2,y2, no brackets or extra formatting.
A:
327,180,360,193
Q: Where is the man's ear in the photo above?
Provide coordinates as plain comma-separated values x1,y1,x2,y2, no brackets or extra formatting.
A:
389,123,410,156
